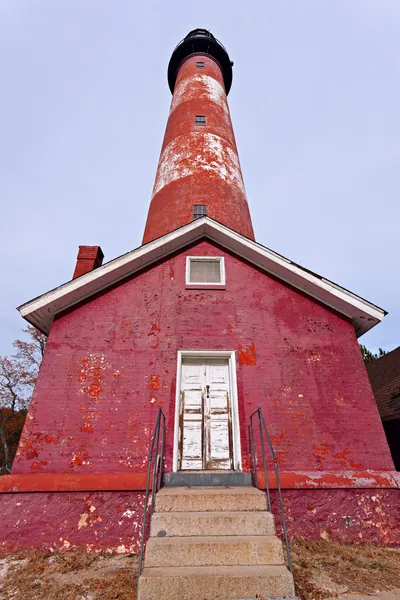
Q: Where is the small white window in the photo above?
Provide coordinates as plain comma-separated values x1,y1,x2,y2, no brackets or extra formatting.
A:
186,256,225,287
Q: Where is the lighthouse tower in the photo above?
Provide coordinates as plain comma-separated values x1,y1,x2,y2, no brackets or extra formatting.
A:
0,28,398,574
143,29,254,243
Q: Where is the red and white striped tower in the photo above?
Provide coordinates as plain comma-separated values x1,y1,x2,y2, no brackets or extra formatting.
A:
142,29,255,244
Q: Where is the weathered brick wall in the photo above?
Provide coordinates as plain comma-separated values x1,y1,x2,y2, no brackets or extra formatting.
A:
12,239,394,475
0,490,145,552
271,489,400,545
1,488,399,552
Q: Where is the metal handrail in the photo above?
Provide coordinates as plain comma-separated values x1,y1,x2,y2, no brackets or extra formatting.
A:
137,408,166,591
249,408,293,574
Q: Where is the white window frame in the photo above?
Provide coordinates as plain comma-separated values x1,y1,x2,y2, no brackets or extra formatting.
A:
173,350,242,472
185,256,225,288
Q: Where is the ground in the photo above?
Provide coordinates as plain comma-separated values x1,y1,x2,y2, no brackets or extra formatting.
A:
0,542,399,600
291,541,400,600
0,552,138,600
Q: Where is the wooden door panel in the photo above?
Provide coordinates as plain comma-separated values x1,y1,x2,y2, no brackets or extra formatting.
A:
183,389,203,411
182,362,203,385
180,361,204,470
209,391,229,413
205,360,232,470
208,361,228,384
181,420,203,470
207,421,231,469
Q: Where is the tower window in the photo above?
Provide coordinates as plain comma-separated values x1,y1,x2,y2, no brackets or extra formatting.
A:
196,61,205,68
193,205,207,220
195,115,206,125
186,256,226,287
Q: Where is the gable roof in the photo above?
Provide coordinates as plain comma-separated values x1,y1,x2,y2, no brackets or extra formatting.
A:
18,217,386,337
366,346,400,422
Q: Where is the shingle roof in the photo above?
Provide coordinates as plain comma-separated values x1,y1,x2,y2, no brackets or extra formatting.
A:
366,346,400,422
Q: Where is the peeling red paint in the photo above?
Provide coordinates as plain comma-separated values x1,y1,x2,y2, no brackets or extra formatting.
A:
0,491,146,552
0,471,398,494
68,451,90,469
121,320,133,339
0,483,398,551
148,324,160,335
308,442,365,470
270,489,400,545
148,375,159,391
255,470,400,490
333,394,344,406
78,496,103,529
238,342,256,365
77,354,105,400
112,370,125,379
26,448,39,460
80,423,94,433
30,461,48,470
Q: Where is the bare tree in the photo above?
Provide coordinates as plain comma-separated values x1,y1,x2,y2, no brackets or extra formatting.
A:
13,325,46,381
0,326,46,474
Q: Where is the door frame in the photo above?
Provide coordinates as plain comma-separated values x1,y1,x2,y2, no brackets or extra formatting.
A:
173,350,242,472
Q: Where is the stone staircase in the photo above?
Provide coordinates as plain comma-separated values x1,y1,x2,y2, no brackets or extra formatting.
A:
138,485,296,599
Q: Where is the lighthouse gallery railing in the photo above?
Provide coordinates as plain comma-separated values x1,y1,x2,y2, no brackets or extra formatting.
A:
249,408,293,574
137,408,166,587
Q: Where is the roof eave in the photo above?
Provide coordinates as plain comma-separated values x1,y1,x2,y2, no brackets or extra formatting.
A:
18,218,386,338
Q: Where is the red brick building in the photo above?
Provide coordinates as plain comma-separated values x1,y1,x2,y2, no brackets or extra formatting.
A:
367,347,400,471
0,29,398,552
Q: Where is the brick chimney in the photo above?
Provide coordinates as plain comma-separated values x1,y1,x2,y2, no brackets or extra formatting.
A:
72,246,104,279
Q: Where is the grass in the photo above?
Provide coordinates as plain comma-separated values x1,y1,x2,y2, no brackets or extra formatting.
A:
0,550,138,600
0,541,399,599
291,540,400,600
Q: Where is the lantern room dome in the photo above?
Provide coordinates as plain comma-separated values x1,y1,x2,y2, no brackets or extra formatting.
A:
167,28,233,95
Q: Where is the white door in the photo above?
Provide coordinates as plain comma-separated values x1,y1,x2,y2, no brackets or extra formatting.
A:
179,357,233,470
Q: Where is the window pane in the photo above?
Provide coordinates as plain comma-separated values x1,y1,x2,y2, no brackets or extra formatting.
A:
193,205,207,219
190,260,221,283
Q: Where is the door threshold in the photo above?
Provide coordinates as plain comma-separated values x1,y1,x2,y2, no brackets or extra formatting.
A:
179,470,241,473
164,471,252,488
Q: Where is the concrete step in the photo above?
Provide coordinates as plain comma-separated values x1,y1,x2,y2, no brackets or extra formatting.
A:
144,535,284,567
150,510,275,537
138,564,295,599
155,486,267,513
164,471,252,487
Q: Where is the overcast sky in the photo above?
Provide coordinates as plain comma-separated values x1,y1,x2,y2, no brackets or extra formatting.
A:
1,0,399,356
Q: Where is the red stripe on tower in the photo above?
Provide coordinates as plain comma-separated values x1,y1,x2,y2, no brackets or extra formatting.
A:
142,29,254,244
